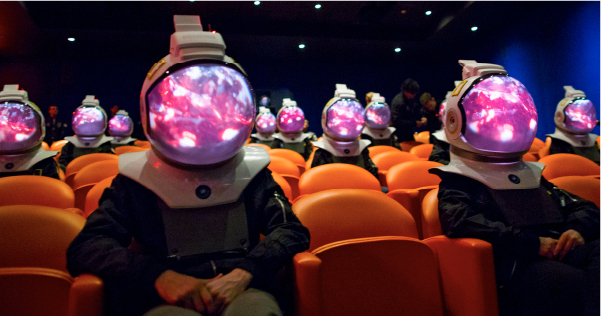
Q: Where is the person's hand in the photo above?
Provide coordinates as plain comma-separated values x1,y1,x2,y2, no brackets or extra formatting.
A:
206,268,253,314
554,229,585,260
416,117,427,127
539,237,558,259
155,270,222,314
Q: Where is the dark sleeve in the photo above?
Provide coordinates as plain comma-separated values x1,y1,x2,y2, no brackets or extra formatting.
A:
543,177,600,242
237,169,311,287
101,141,115,154
58,142,74,170
66,175,169,300
34,157,60,179
428,137,450,165
361,148,379,179
302,138,314,161
436,172,540,259
271,138,283,149
310,148,333,169
549,138,574,155
360,133,374,146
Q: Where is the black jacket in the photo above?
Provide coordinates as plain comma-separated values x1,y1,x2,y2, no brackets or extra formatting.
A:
390,92,424,142
310,147,379,179
66,169,310,316
549,137,600,165
271,137,313,161
360,133,401,149
58,141,114,170
0,156,60,179
428,135,450,165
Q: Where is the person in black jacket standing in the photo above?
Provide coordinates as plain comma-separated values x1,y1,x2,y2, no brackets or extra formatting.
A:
390,78,427,142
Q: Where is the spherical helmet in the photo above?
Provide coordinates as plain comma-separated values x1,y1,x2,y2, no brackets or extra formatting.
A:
321,84,365,141
444,60,538,158
140,15,255,166
72,95,108,137
255,107,276,133
108,110,134,137
364,93,390,130
554,86,596,135
277,99,305,133
0,85,45,154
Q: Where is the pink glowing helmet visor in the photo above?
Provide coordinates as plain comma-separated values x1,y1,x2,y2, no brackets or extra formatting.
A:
72,106,107,137
146,64,255,166
108,114,134,137
439,101,446,123
325,99,366,140
365,102,390,129
460,75,537,153
0,102,43,152
277,106,305,133
564,99,596,134
256,112,276,133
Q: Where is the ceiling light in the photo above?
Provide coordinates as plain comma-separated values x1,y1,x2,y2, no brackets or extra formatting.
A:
425,11,432,15
254,1,260,5
401,10,406,14
395,47,401,52
471,26,478,31
299,44,306,49
68,38,75,42
315,4,321,9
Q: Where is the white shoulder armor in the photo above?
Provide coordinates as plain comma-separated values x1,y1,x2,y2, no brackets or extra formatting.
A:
431,130,448,143
0,147,58,173
273,132,311,143
313,136,371,157
362,127,394,140
118,146,271,208
66,135,114,148
111,137,137,145
251,133,274,141
547,129,598,148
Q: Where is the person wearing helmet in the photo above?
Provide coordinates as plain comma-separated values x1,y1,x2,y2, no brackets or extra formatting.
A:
249,107,276,147
58,95,114,169
360,93,400,148
108,110,137,148
428,86,457,165
0,85,60,179
271,99,314,160
66,16,310,316
430,60,599,316
311,84,379,179
547,86,599,164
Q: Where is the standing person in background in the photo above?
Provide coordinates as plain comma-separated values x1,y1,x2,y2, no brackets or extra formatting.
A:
390,78,427,142
44,105,67,145
110,105,120,118
419,92,442,134
365,91,374,106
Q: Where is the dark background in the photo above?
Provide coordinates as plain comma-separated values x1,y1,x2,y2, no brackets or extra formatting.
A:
0,1,598,140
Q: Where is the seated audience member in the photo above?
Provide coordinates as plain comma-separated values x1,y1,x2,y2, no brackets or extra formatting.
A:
66,15,310,316
0,84,60,179
547,86,599,164
419,92,442,134
430,60,599,316
312,84,379,178
249,107,276,147
360,93,400,148
271,98,314,160
58,95,113,169
109,110,137,148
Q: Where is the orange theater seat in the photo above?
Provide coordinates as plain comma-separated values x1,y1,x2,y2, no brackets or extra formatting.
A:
538,153,600,180
400,140,424,152
409,143,434,159
269,148,306,175
42,141,50,150
367,145,402,160
114,146,148,155
134,140,151,148
297,164,381,198
414,131,430,144
50,139,69,152
421,188,443,238
550,176,600,208
0,175,75,209
267,156,301,200
72,160,120,211
522,152,537,161
371,151,421,187
84,176,116,218
0,205,103,316
305,150,316,171
245,143,271,152
270,172,293,201
65,153,118,188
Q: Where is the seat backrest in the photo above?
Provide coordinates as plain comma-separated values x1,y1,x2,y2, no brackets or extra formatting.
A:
414,131,431,144
298,164,381,196
0,205,86,271
409,143,434,159
422,188,443,239
293,189,418,251
72,160,120,190
65,153,118,180
367,145,402,160
114,146,147,155
267,156,300,177
0,175,75,209
50,140,69,152
539,153,600,180
134,140,151,148
550,176,600,208
312,237,443,316
269,148,306,166
245,143,271,151
522,152,537,161
387,160,443,191
400,140,424,152
372,151,421,172
42,142,50,150
84,176,116,217
271,172,293,201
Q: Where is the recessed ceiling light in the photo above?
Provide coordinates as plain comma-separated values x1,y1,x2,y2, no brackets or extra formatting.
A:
299,44,306,49
315,4,321,9
395,47,401,52
68,38,75,42
254,1,260,5
425,11,432,15
471,26,478,31
401,10,406,14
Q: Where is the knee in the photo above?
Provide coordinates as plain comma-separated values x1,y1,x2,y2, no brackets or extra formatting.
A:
223,289,282,316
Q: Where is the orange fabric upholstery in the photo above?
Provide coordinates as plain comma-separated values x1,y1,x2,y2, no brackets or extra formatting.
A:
550,176,600,208
72,160,120,211
267,156,300,177
367,145,402,160
409,143,434,159
0,175,74,209
271,172,294,201
372,151,421,187
297,164,381,196
305,150,316,171
42,141,50,150
269,149,306,175
65,153,118,187
538,153,600,180
59,168,66,182
528,137,545,155
597,136,600,146
50,139,69,152
400,140,424,152
538,145,550,158
386,160,443,191
414,131,431,144
387,185,438,239
245,143,271,151
114,146,148,155
421,188,443,238
84,176,115,218
292,189,417,251
134,140,151,148
522,152,537,162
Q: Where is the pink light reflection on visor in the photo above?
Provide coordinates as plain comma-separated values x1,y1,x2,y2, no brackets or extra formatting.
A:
461,76,537,153
256,112,276,133
365,102,390,129
108,114,134,137
564,99,596,134
325,99,365,140
278,106,305,133
0,102,41,152
439,102,446,122
72,107,106,137
147,64,255,165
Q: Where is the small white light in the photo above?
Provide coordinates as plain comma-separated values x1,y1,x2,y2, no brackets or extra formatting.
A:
471,26,478,31
394,47,401,52
254,1,260,5
68,38,75,42
315,4,321,9
299,44,306,49
425,11,432,15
